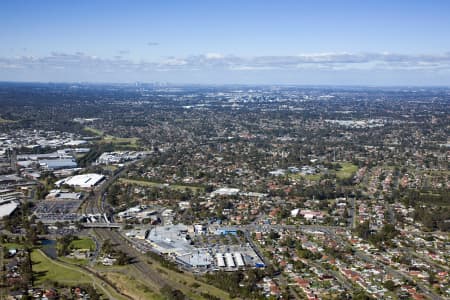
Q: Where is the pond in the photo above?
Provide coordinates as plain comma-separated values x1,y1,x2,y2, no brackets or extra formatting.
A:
41,239,57,259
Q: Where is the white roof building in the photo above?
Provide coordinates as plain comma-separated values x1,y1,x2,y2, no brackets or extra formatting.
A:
0,201,19,218
210,187,240,197
55,173,105,188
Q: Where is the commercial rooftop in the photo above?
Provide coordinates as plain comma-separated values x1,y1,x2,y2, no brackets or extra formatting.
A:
55,173,105,188
0,174,24,184
0,201,19,218
39,159,77,170
176,251,213,268
210,187,240,197
147,224,193,256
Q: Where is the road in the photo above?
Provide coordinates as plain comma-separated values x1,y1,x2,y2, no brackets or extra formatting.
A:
88,232,101,267
353,247,443,300
308,260,353,291
243,229,269,266
85,156,150,216
241,223,444,300
407,250,450,272
83,156,444,300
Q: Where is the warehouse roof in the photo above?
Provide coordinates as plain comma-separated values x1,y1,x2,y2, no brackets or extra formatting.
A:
55,173,105,188
0,201,19,218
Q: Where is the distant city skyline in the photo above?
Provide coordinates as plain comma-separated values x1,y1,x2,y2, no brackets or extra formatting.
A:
1,0,450,85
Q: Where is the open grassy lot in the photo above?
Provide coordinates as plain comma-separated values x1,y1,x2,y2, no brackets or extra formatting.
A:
69,237,95,251
83,126,139,148
120,178,204,192
105,272,164,300
102,261,231,300
0,117,16,123
31,249,91,285
103,164,119,172
84,126,141,149
157,266,231,300
103,135,139,146
83,126,104,136
59,256,89,266
32,250,128,299
1,243,24,250
289,173,322,181
334,162,358,179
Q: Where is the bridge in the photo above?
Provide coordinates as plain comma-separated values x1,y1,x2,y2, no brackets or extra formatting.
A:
82,223,122,229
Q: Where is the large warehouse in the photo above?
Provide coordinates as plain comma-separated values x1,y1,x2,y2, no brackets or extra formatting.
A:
0,201,19,218
55,173,105,189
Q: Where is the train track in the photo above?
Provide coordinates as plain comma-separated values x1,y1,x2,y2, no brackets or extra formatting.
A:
93,228,173,289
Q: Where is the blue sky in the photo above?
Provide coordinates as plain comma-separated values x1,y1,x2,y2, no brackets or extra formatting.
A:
1,0,450,85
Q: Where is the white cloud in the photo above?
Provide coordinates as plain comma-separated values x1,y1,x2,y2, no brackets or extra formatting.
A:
0,51,450,74
205,53,225,59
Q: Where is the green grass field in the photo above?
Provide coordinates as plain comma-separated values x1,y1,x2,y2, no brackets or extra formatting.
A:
105,272,164,300
32,250,128,299
0,117,16,123
289,162,358,182
83,126,104,136
84,126,141,149
120,178,204,192
1,243,24,250
289,173,322,181
59,256,89,266
31,250,91,284
335,162,358,179
70,237,96,251
106,260,231,300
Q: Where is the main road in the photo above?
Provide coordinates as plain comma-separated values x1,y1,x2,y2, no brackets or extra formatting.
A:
241,223,443,300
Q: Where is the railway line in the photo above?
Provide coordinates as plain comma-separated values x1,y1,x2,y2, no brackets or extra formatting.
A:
85,157,191,293
93,228,182,291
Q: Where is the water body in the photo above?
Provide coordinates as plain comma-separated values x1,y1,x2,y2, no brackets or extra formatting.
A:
41,239,57,259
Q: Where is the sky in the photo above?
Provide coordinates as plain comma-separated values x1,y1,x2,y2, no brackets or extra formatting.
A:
1,0,450,85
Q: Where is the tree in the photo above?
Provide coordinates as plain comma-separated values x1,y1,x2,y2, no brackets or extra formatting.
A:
160,284,187,300
26,227,39,246
354,221,370,240
384,280,396,291
268,230,280,240
116,250,131,265
36,221,47,234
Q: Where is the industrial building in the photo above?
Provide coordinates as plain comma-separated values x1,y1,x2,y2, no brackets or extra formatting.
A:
176,251,213,268
0,174,24,185
214,227,238,235
215,252,246,269
39,159,77,170
0,189,23,218
45,189,83,200
210,187,240,197
0,201,19,218
55,173,105,189
96,151,145,165
216,253,226,267
225,253,235,268
0,189,24,203
146,224,192,256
